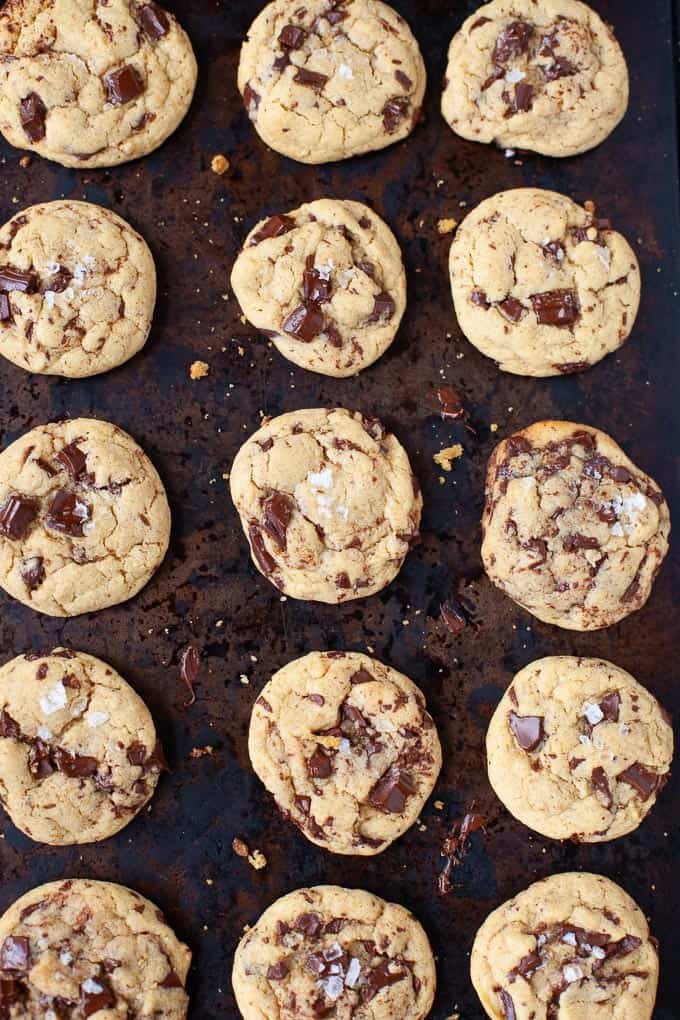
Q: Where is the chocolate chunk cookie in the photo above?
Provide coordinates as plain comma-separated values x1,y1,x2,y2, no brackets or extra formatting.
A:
487,656,673,842
238,0,426,163
0,200,156,377
0,418,171,617
471,872,659,1020
249,651,442,855
442,0,629,157
0,649,166,845
231,199,406,378
449,188,640,376
0,878,190,1018
229,408,422,603
233,885,436,1019
481,422,670,630
0,0,197,168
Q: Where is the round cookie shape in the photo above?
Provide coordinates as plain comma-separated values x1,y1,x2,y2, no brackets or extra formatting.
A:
481,421,670,630
0,201,156,377
233,885,436,1019
0,0,197,168
0,649,166,845
249,651,442,855
0,879,191,1018
441,0,629,157
230,408,422,603
238,0,426,164
449,188,640,377
231,199,406,378
471,872,659,1020
487,656,673,842
0,418,171,617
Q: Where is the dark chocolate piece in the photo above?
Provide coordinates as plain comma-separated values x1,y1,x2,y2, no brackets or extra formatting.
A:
382,96,410,132
81,977,115,1018
283,303,324,341
493,21,533,64
104,65,144,106
366,291,395,323
0,936,30,972
531,289,580,327
179,644,199,707
306,748,332,779
294,68,328,91
617,763,661,800
250,214,295,246
508,712,544,751
55,441,90,481
279,25,306,49
45,490,91,537
20,93,46,142
262,492,294,549
369,766,414,813
0,267,37,293
139,3,170,40
0,494,38,540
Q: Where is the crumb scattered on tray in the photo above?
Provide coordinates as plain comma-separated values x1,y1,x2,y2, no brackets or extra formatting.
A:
19,155,31,168
490,423,499,433
434,444,463,471
190,360,210,379
248,849,267,870
190,745,214,759
232,837,249,858
437,217,458,235
211,154,230,175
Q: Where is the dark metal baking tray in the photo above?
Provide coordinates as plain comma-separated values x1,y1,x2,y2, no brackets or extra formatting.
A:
0,1,678,1017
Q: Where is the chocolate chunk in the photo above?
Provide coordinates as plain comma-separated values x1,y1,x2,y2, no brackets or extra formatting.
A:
362,416,385,441
0,494,38,540
179,644,199,707
591,766,613,808
506,435,532,456
139,2,169,40
497,297,524,322
249,524,277,576
361,960,406,1003
55,441,90,481
471,288,490,307
104,65,144,106
508,951,542,981
508,712,544,751
0,267,36,294
81,977,115,1018
45,490,91,537
440,600,467,635
266,960,289,980
437,385,465,421
126,743,147,766
0,936,30,972
303,260,331,304
20,92,47,142
524,537,548,568
563,533,599,552
350,668,374,685
279,25,306,49
243,83,260,116
508,82,534,113
597,934,642,965
543,56,577,81
250,214,295,246
0,710,20,739
498,988,517,1020
262,491,294,549
555,361,589,374
543,241,565,262
366,291,395,323
53,749,99,778
294,68,328,91
395,70,412,90
599,692,621,722
481,67,505,91
531,289,580,327
0,293,10,322
609,464,633,484
159,969,182,988
369,766,414,813
493,21,533,64
335,572,351,589
307,693,325,706
0,976,22,1009
295,912,322,936
618,763,661,800
382,96,410,132
470,16,491,30
306,748,332,779
283,302,324,341
326,325,343,348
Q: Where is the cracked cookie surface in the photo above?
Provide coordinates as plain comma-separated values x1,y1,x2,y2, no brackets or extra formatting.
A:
0,878,190,1018
249,651,442,855
441,0,628,157
0,200,156,377
487,656,673,843
233,885,436,1020
449,188,640,377
0,648,165,845
238,0,426,163
0,0,197,168
0,417,171,617
229,408,422,603
471,871,659,1020
231,199,406,378
481,421,670,630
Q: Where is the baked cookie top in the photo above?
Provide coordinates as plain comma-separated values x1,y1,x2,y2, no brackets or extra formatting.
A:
449,188,640,377
233,885,436,1020
0,648,165,845
471,872,659,1020
0,879,191,1019
481,421,670,630
231,199,406,378
487,656,673,842
0,418,171,617
0,200,156,377
0,0,197,168
238,0,426,163
249,651,442,855
441,0,629,157
229,408,422,603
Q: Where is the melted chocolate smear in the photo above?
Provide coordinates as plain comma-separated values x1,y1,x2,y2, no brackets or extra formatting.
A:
493,21,533,64
179,644,199,707
20,92,46,142
243,83,260,116
139,2,169,40
369,766,414,813
0,936,30,972
436,384,466,421
395,69,412,90
249,524,277,575
0,494,38,540
104,65,144,105
439,813,487,895
0,267,37,293
45,490,91,537
0,293,10,323
563,533,599,552
382,96,410,133
262,491,294,550
543,56,577,81
618,763,661,800
440,599,467,635
279,24,306,49
283,302,324,341
499,988,517,1020
250,214,295,246
508,712,544,751
361,960,406,1003
531,289,580,327
294,68,328,91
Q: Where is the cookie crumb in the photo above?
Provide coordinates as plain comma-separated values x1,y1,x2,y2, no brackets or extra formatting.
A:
490,423,499,433
248,849,267,870
434,800,445,810
239,674,249,685
434,444,464,471
232,837,249,858
19,155,31,168
211,154,230,175
190,360,210,380
437,217,458,235
314,733,342,750
190,745,213,758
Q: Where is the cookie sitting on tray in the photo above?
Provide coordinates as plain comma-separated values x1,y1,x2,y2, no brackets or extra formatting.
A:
449,188,640,376
238,0,426,163
481,421,670,630
441,0,629,157
231,199,406,378
229,408,422,603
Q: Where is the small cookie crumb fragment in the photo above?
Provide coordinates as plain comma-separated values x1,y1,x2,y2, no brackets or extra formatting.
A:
190,360,210,379
211,154,230,175
190,745,213,758
434,444,464,471
232,837,249,858
437,217,458,235
248,849,267,870
490,423,499,433
19,155,31,168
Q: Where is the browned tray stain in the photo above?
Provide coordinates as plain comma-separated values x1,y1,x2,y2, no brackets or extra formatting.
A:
0,1,678,1017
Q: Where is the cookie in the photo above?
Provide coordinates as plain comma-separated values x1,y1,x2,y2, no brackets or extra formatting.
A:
249,651,442,855
487,656,673,843
481,422,670,630
0,0,197,168
471,872,659,1020
441,0,629,157
231,199,406,378
0,878,190,1018
233,885,436,1019
449,188,640,377
0,648,166,845
229,408,422,603
238,0,426,164
0,200,156,377
0,418,171,617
